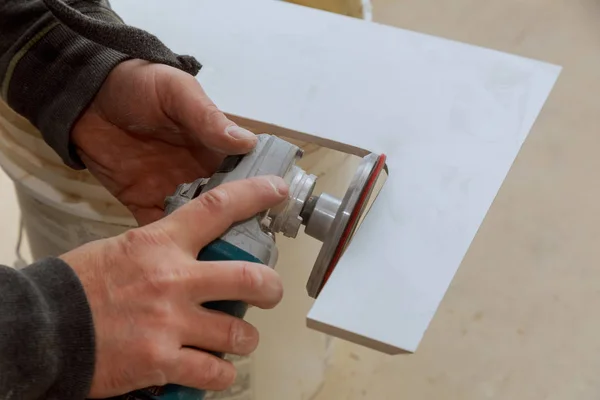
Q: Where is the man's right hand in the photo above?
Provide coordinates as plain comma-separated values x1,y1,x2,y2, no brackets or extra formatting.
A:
60,175,289,398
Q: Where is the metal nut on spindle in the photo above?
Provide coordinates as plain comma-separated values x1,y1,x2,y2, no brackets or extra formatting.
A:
269,165,316,238
302,193,342,243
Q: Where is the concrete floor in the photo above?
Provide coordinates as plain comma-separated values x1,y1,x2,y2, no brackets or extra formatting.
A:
1,1,600,399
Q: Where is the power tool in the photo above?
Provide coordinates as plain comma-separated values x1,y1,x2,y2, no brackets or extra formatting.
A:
124,134,387,400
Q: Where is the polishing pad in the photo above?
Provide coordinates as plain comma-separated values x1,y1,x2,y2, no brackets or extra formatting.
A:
306,153,388,298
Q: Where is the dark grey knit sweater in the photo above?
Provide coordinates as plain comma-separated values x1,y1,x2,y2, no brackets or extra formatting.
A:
0,1,200,398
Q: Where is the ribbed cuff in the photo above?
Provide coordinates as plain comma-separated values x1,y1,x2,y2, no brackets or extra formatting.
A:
3,7,129,169
21,257,96,399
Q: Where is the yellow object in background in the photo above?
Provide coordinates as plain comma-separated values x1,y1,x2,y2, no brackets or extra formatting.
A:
284,0,371,19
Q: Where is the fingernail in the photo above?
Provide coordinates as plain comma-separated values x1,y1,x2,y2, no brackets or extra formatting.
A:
226,125,256,141
235,331,258,353
268,176,288,196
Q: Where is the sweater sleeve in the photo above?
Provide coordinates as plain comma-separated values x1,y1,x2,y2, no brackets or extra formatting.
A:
0,0,201,170
0,0,130,169
0,258,95,399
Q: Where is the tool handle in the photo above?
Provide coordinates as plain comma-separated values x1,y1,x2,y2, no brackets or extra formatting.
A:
126,239,260,399
197,239,255,358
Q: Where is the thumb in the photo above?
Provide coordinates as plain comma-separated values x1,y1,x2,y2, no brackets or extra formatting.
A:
162,71,257,154
157,175,289,255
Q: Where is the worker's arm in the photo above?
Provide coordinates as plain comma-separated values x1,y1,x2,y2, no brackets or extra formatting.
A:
0,260,95,399
0,0,129,168
0,2,126,397
0,2,265,398
0,1,198,399
0,177,287,399
0,0,198,169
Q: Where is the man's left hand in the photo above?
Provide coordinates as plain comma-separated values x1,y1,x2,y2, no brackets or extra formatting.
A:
72,59,257,225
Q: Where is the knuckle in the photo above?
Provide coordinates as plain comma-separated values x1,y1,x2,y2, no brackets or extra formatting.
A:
143,342,168,374
149,261,193,297
203,103,224,126
197,188,230,215
118,229,147,262
122,228,146,249
152,301,176,325
237,262,261,292
226,318,242,350
120,227,170,259
198,357,228,389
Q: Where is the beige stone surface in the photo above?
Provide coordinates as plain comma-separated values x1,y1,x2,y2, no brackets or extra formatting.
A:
314,1,600,399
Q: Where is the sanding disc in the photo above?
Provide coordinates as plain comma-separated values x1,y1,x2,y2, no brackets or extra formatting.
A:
306,153,388,298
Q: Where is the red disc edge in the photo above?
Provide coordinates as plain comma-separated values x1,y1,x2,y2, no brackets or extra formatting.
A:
316,153,387,297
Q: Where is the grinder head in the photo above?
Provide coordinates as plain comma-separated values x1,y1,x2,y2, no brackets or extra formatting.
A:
165,134,387,299
302,153,387,298
268,144,387,298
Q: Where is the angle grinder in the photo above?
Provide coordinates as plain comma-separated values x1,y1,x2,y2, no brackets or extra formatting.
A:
125,134,387,400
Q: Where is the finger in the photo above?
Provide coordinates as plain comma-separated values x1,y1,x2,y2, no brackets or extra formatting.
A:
159,175,289,254
191,261,283,309
182,307,259,356
130,207,164,227
163,75,257,154
169,348,236,392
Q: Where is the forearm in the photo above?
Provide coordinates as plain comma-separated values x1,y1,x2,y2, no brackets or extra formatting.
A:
0,259,95,399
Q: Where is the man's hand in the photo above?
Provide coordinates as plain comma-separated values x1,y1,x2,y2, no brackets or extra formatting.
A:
72,59,257,225
61,175,289,398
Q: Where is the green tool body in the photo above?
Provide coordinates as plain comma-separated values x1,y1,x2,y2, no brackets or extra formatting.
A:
125,240,262,400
